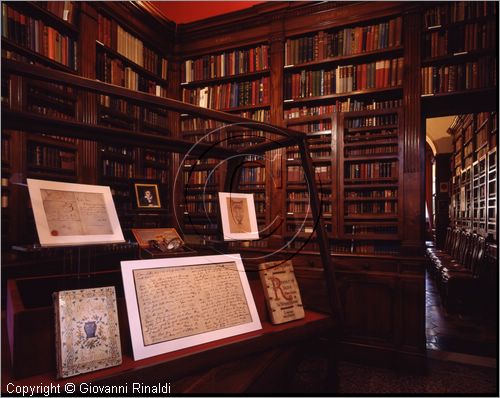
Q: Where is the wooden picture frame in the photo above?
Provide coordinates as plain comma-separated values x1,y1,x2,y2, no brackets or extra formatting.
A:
121,254,262,360
134,183,161,209
27,178,124,247
218,192,259,241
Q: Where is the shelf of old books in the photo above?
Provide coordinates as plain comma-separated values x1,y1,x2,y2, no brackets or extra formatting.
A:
338,107,402,252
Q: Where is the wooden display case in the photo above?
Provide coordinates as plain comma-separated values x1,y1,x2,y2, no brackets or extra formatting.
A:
3,269,336,393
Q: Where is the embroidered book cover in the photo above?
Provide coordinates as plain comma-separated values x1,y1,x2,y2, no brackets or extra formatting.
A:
258,260,305,324
53,286,122,378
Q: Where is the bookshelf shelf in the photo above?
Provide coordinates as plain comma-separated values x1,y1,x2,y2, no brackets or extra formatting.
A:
7,1,78,35
284,86,403,106
284,46,404,71
421,48,495,67
181,69,270,87
96,41,168,86
1,39,76,74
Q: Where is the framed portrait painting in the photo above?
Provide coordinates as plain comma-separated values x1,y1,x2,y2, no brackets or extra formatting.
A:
134,183,161,209
27,178,124,247
218,192,259,241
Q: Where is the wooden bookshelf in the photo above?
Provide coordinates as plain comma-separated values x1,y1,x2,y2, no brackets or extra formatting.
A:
448,111,497,238
338,108,402,247
95,9,169,136
420,1,497,117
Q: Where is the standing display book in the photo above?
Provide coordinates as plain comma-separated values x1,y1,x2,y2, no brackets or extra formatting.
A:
258,261,305,324
53,286,122,379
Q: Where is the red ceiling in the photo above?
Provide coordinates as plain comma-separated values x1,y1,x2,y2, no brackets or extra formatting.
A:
151,1,263,24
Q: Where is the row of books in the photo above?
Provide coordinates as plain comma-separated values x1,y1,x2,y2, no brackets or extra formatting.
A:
421,57,497,95
182,77,270,110
102,160,135,178
346,114,398,128
27,145,76,171
423,20,497,59
333,241,399,255
345,144,397,157
284,58,404,99
286,224,325,234
287,191,332,201
284,99,402,119
184,170,218,186
184,200,217,214
181,109,270,132
286,202,332,214
289,120,332,133
2,4,78,69
184,192,217,202
228,240,269,249
27,104,75,120
344,225,398,235
284,16,402,65
98,100,140,124
239,166,266,185
143,109,167,129
45,134,77,144
345,161,397,179
1,137,10,164
345,189,397,198
144,150,169,164
423,2,497,29
143,168,168,183
40,1,76,24
102,145,134,157
1,190,8,208
97,14,168,79
182,44,269,82
311,150,331,159
345,201,397,215
287,165,331,181
27,84,76,119
97,53,168,96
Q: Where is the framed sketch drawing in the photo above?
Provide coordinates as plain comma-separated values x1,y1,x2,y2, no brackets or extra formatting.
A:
27,179,124,247
121,254,262,360
218,192,259,240
134,183,161,209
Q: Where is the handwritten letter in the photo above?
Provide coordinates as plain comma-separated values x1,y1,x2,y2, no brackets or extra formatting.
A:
41,189,113,236
133,262,252,346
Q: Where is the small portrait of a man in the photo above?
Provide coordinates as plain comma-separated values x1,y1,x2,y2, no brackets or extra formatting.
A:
227,197,250,233
135,184,161,208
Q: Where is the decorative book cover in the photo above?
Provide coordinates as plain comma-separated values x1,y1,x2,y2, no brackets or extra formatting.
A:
53,286,122,379
258,261,305,325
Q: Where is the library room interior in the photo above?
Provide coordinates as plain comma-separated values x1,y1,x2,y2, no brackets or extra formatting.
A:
1,0,498,395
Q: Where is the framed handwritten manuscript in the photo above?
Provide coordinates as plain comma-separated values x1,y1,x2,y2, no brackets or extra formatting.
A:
121,254,262,360
27,179,124,247
218,192,259,241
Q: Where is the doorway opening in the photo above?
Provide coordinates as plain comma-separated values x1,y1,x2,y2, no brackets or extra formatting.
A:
424,115,496,365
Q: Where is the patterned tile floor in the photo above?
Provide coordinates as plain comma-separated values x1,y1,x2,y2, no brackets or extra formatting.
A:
425,272,497,358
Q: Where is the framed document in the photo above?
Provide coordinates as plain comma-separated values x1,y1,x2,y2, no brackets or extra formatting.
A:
27,179,124,247
134,182,161,209
121,254,262,360
218,192,259,241
54,286,122,378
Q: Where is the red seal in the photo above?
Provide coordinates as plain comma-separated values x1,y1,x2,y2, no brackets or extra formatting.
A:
51,230,59,236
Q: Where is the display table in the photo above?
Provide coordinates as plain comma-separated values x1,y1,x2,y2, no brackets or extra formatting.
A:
3,270,338,394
